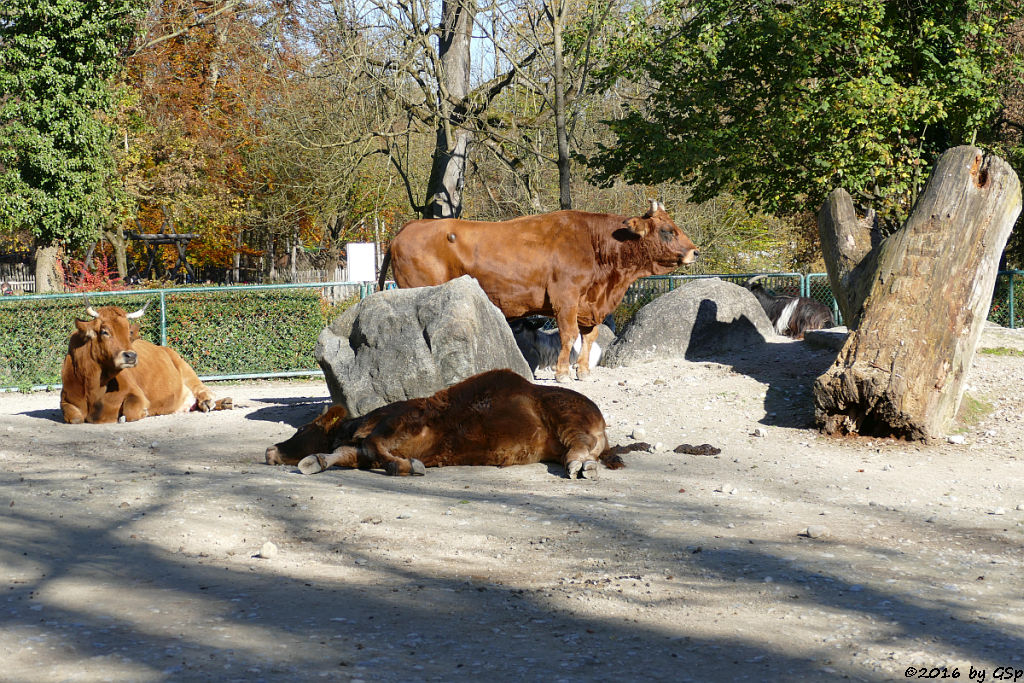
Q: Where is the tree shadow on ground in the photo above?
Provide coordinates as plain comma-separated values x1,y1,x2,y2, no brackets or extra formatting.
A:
245,396,331,427
680,300,836,430
5,439,1021,682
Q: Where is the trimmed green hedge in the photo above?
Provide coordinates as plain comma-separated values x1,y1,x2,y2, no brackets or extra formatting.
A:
0,289,357,389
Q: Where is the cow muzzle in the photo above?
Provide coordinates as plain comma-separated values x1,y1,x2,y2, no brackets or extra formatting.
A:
116,350,138,369
265,445,284,465
679,249,700,265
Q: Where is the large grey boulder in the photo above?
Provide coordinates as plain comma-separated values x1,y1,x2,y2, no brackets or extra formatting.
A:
315,275,532,416
603,278,774,366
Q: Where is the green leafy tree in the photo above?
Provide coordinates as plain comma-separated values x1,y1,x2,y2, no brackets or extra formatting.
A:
0,0,143,291
590,0,1022,230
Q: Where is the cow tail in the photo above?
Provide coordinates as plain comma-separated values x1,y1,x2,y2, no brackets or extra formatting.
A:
377,249,391,292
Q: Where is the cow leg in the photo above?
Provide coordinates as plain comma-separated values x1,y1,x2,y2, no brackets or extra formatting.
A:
563,431,604,480
555,412,609,479
552,305,580,382
165,347,227,412
61,400,86,424
86,389,146,423
362,436,426,476
575,325,600,380
120,393,150,422
297,446,358,475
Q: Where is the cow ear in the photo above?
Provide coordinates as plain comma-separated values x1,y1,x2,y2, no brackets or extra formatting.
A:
129,322,141,341
322,404,349,429
626,217,650,237
74,319,97,339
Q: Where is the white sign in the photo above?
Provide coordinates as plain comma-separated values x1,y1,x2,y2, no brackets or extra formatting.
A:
345,242,377,282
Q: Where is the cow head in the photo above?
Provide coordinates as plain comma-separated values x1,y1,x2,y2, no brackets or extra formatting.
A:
265,405,350,465
624,200,700,269
73,301,151,372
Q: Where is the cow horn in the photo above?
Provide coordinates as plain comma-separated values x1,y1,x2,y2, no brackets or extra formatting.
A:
744,274,767,288
82,295,100,319
648,198,658,214
125,299,152,320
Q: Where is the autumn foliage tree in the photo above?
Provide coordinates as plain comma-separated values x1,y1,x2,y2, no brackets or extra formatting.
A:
116,0,267,279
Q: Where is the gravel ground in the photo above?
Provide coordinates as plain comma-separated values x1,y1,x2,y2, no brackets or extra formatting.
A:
1,330,1023,682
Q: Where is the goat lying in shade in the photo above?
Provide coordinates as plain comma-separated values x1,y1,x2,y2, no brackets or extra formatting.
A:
744,276,834,339
509,316,603,375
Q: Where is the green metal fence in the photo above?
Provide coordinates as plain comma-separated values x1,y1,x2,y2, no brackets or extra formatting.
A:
622,271,1024,329
805,273,843,325
989,270,1023,328
3,272,1022,391
0,282,368,391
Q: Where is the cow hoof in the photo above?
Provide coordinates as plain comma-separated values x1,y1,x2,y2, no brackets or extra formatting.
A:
265,446,282,465
216,397,233,411
555,372,571,383
197,399,215,413
298,454,329,475
566,460,583,479
580,460,599,479
385,459,426,476
118,415,126,424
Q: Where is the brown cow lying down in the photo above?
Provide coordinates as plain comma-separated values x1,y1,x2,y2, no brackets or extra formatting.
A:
61,302,232,424
265,369,625,479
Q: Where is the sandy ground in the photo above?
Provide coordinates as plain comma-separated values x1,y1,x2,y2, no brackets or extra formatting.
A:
2,331,1024,683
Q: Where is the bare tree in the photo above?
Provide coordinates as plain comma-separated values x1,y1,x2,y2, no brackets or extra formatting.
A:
352,1,543,219
478,0,615,210
243,0,403,274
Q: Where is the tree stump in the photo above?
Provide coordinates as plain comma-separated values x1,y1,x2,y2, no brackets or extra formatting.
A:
814,146,1021,439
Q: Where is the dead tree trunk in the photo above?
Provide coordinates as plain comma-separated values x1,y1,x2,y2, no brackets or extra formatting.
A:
817,188,881,329
814,146,1021,440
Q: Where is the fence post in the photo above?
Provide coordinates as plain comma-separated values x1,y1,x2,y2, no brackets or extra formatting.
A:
1010,272,1016,330
159,291,167,346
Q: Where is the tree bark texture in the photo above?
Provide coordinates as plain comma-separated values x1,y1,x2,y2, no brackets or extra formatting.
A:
423,0,474,219
817,188,881,329
551,1,572,210
814,146,1022,440
103,228,129,281
33,242,63,293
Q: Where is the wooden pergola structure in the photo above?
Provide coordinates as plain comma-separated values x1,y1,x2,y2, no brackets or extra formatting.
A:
128,217,199,282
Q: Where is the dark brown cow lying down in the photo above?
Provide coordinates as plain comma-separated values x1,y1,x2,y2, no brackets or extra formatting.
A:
265,369,625,479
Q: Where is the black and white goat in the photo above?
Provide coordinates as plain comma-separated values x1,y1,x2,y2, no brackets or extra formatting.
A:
744,276,834,339
509,317,604,375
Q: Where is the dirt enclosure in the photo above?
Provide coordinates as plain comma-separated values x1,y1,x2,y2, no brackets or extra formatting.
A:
2,331,1024,682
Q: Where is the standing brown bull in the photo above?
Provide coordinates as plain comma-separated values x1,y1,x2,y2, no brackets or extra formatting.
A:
378,200,699,382
60,302,231,424
265,369,625,479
